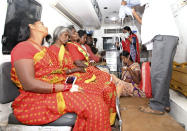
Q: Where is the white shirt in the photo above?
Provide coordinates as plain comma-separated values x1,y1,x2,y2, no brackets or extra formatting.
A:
140,0,179,47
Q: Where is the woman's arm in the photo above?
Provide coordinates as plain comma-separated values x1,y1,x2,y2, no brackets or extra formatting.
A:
127,67,141,84
74,60,88,68
66,67,86,74
14,59,70,93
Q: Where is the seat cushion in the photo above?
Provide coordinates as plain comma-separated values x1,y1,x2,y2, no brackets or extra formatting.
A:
8,112,77,126
0,62,20,104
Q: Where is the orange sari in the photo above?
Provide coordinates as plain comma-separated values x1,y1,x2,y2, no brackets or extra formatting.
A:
11,42,111,131
50,44,117,125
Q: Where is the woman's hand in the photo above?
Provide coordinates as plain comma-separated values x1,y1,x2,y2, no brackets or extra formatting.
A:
128,37,132,43
66,67,86,74
121,66,128,72
89,60,95,65
126,67,132,72
74,60,88,68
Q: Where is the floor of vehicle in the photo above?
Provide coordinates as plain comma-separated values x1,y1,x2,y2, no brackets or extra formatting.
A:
119,97,185,131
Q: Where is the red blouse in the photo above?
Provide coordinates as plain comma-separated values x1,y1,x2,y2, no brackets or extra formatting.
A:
84,44,100,62
11,41,39,65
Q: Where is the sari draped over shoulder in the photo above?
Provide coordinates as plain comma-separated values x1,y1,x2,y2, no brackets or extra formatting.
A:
51,44,117,125
11,42,112,131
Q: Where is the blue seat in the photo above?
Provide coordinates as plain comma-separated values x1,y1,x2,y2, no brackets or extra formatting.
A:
0,62,77,126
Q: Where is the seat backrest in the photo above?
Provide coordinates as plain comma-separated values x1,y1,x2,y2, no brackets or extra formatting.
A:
0,62,20,104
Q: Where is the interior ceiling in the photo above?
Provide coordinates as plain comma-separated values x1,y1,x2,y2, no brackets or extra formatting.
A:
57,0,144,28
58,0,101,28
97,0,122,26
97,0,145,27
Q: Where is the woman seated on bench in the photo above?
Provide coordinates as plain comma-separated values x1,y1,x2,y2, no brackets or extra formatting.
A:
111,51,145,98
49,26,116,125
11,21,111,131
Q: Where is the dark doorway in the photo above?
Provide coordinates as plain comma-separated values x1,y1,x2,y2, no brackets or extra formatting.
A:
1,0,42,54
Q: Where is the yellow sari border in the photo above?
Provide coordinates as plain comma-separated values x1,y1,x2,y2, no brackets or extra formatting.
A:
58,45,65,66
56,92,66,114
110,113,116,125
84,74,96,83
67,42,89,62
33,48,47,64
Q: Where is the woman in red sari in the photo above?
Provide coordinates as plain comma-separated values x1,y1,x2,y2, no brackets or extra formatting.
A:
11,21,111,131
50,26,116,125
121,26,140,63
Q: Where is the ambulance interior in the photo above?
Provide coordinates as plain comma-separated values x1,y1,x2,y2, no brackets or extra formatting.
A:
0,0,187,131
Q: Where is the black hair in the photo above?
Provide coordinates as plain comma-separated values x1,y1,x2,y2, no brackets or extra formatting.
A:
87,34,92,38
123,26,133,35
45,34,53,45
93,38,97,43
22,18,39,41
45,34,52,42
120,50,133,62
77,30,87,38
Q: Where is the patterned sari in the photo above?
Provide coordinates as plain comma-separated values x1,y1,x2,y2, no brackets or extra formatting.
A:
112,63,145,97
50,44,117,125
11,42,111,131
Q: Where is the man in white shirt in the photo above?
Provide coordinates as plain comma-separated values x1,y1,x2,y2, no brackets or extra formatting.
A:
138,0,179,114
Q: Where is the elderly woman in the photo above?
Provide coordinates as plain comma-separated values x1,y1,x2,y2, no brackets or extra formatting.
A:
49,26,117,126
11,21,111,131
111,51,145,98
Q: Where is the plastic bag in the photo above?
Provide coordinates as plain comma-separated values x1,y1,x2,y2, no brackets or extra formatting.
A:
124,0,141,7
119,5,133,19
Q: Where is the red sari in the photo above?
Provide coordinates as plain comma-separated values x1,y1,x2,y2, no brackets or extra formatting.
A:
11,41,111,131
139,62,152,98
50,44,116,125
121,34,140,63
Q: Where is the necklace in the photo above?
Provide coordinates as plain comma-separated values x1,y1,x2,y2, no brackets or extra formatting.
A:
28,38,43,50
